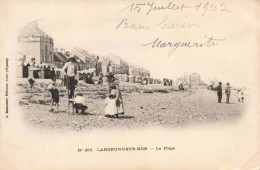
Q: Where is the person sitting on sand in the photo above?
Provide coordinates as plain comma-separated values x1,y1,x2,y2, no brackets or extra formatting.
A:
73,93,88,114
178,83,184,90
48,78,59,113
105,90,117,118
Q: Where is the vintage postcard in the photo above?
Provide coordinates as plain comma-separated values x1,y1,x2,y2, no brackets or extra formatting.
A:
0,0,260,169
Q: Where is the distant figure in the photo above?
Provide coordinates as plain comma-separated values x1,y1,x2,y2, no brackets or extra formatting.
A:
178,83,184,90
170,80,173,86
48,80,59,113
104,90,117,118
225,83,231,103
85,73,93,84
73,93,88,114
28,77,35,89
141,77,148,85
50,68,56,81
163,79,167,86
43,66,47,79
214,82,222,103
98,72,103,85
237,88,244,102
85,73,89,83
33,70,39,79
166,79,170,86
142,77,145,85
46,66,51,79
90,73,95,84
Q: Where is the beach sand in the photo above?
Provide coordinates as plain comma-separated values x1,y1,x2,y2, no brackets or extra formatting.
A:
16,79,246,132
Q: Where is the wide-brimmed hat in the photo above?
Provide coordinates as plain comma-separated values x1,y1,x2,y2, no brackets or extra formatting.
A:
219,82,222,84
227,83,230,85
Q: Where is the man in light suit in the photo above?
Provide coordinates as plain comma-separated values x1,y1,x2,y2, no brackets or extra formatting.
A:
225,83,231,103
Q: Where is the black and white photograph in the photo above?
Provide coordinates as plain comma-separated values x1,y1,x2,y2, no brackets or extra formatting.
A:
0,0,260,169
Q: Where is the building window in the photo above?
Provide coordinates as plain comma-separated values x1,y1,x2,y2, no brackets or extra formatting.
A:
45,53,49,62
50,52,52,62
41,52,44,62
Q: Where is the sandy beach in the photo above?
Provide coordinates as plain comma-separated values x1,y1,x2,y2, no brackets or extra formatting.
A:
17,79,246,132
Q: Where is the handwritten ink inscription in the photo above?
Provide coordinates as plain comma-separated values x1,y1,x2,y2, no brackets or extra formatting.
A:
116,17,201,31
116,18,150,31
120,2,230,16
141,37,225,57
116,1,229,57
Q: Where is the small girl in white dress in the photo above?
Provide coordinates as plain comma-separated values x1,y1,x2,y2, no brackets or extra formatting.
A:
105,90,117,118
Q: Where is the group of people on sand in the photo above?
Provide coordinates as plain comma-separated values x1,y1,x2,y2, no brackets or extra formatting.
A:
38,55,124,118
28,54,245,116
163,78,173,86
213,82,245,104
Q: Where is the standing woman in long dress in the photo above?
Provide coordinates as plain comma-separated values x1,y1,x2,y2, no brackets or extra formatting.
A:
113,78,124,117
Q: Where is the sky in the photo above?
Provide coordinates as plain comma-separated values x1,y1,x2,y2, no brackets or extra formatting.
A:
1,0,259,88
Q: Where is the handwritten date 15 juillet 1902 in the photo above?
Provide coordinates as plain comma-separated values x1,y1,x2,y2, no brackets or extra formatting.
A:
120,2,230,17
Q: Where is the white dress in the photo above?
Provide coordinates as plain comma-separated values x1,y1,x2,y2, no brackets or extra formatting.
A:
105,97,117,116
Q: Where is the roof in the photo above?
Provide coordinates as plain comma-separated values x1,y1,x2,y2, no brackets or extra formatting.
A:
54,52,67,63
75,56,85,64
72,48,98,62
72,48,86,63
103,53,121,65
19,21,47,38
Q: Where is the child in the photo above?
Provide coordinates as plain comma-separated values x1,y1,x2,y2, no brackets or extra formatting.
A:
48,80,59,113
28,77,35,88
105,90,117,118
28,77,35,98
73,93,88,114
